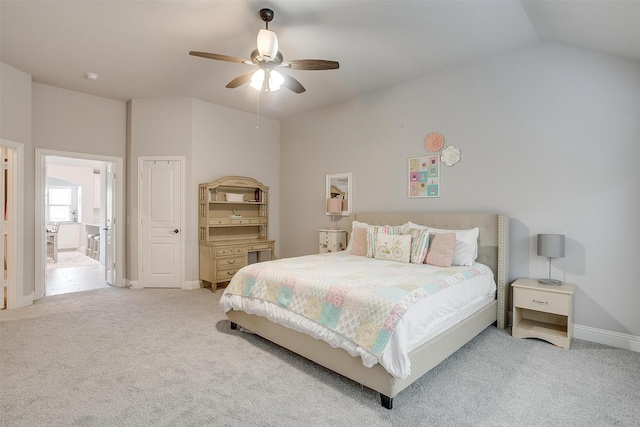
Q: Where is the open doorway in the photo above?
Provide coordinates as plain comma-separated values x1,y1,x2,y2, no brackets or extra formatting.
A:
45,156,108,295
35,149,125,300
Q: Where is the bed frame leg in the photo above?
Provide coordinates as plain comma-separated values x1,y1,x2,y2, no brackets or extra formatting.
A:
380,394,393,410
230,322,238,330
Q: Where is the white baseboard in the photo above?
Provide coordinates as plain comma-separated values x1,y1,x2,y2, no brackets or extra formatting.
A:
128,280,142,289
125,280,200,290
15,291,34,309
182,280,201,290
573,324,640,353
508,311,639,353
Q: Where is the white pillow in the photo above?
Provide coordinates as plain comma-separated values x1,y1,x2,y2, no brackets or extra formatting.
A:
346,220,369,252
404,221,429,231
374,233,411,263
429,227,480,266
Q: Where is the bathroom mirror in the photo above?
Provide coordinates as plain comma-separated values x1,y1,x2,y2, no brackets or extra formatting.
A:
326,172,352,216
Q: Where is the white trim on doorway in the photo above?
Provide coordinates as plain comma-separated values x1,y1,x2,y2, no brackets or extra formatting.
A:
1,139,26,309
35,149,125,300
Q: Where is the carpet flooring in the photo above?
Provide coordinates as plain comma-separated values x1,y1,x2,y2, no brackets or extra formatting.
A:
1,287,639,426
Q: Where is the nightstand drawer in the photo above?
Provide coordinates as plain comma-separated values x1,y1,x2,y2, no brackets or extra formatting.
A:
514,288,570,316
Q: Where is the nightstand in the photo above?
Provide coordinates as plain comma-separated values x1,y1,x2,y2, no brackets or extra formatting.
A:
511,279,576,349
319,229,347,253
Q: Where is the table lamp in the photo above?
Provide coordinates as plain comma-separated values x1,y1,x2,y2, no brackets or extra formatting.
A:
537,234,565,285
326,198,342,230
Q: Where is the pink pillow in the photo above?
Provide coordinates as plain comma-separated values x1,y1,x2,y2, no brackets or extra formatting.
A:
425,232,456,267
349,227,367,256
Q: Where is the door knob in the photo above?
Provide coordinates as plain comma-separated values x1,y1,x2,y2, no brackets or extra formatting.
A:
170,229,179,234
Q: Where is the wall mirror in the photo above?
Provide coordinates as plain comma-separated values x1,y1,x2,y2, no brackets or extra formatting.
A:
326,172,352,216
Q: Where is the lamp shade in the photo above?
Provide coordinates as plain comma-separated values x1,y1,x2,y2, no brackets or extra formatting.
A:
257,29,278,60
326,198,342,214
537,234,565,258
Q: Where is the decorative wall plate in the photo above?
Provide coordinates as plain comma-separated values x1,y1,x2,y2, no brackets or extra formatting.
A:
425,132,444,152
441,145,461,166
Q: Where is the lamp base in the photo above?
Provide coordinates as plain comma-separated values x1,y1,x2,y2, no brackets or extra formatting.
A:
538,278,563,286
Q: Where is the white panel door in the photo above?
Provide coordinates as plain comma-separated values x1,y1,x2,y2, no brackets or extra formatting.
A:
140,159,182,288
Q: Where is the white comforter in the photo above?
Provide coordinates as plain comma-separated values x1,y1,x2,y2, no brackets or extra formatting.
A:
219,252,496,379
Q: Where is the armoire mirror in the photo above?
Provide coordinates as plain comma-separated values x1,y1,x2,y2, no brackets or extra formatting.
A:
326,172,352,216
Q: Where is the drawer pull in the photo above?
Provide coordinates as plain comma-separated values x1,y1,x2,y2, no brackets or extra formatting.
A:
227,260,236,265
532,299,548,305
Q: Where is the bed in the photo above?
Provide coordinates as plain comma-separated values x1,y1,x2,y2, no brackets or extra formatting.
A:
220,212,509,409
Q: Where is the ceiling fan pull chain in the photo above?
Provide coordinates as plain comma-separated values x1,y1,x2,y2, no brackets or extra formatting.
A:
256,91,260,130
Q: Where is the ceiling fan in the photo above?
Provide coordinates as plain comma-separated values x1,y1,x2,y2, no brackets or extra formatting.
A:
189,8,339,94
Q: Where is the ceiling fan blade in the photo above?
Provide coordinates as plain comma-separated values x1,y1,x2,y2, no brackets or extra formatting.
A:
281,74,306,94
226,71,256,89
282,59,340,71
189,51,252,65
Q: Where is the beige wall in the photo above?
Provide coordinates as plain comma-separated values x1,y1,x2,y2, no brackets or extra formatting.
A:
1,62,33,301
3,77,127,301
2,74,280,294
32,83,126,158
127,98,193,283
127,98,280,284
280,43,640,337
191,99,280,262
1,62,32,143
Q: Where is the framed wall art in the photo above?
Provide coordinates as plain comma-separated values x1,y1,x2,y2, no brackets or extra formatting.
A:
408,155,440,198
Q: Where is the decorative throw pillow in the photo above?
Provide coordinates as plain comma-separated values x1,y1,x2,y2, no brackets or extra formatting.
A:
403,226,430,265
366,225,402,258
374,233,411,263
428,227,480,266
349,227,367,256
425,232,456,267
346,220,369,252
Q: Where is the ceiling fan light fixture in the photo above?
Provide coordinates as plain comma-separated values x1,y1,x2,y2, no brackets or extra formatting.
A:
250,69,284,92
269,70,284,91
250,69,266,91
257,29,278,60
189,7,337,95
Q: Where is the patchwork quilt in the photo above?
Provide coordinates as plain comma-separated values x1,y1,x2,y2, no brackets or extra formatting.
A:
223,253,489,356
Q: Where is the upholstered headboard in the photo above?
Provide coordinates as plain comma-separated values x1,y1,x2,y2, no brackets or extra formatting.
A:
352,212,509,329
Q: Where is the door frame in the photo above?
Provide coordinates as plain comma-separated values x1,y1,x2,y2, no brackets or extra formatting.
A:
1,139,25,309
137,156,186,289
35,149,125,299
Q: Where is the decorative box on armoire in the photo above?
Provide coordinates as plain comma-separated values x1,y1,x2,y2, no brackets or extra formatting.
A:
198,176,275,289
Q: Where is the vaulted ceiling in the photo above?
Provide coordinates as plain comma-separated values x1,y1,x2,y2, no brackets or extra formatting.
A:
1,1,638,119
